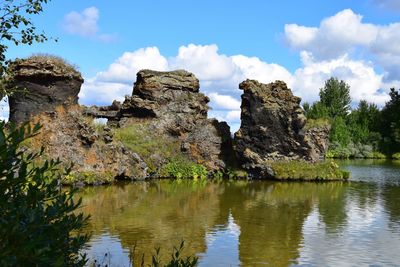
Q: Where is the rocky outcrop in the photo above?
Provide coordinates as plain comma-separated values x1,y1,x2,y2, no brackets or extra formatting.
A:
233,80,329,178
7,57,232,183
130,70,232,170
304,125,331,161
6,55,332,182
29,105,148,184
7,56,83,123
85,70,233,171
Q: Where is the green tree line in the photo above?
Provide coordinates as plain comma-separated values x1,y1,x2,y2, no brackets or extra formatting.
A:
304,77,400,159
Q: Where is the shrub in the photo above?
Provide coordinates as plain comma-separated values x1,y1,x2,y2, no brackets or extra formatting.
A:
392,153,400,160
0,122,90,266
63,171,115,185
326,147,351,159
365,151,387,159
160,158,208,180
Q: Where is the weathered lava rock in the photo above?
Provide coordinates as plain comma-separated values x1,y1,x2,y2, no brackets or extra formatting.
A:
28,105,148,183
304,125,331,161
233,79,329,178
7,56,83,123
85,69,233,171
129,70,232,170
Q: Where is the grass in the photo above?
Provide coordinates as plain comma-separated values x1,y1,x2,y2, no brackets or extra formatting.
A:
270,160,350,181
25,53,79,73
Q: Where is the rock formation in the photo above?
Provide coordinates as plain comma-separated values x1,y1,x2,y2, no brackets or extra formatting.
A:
30,105,148,184
233,80,329,178
5,55,332,183
7,56,83,123
85,69,233,171
304,125,331,161
6,57,232,183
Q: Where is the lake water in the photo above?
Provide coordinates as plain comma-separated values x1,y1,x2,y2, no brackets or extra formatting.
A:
78,160,400,266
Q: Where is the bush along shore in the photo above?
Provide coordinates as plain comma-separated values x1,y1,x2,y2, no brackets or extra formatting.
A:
3,55,351,184
304,77,400,160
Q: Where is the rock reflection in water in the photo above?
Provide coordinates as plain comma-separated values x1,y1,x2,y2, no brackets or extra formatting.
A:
77,161,400,267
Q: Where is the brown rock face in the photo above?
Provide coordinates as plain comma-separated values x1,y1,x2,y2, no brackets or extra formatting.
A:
304,125,331,161
7,56,83,123
233,80,328,178
29,106,148,183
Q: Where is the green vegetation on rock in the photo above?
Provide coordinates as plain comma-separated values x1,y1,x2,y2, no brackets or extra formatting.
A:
115,123,210,179
304,118,330,130
160,159,208,180
270,160,350,181
115,123,182,172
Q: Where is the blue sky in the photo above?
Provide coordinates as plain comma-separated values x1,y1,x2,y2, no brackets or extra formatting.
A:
3,0,400,130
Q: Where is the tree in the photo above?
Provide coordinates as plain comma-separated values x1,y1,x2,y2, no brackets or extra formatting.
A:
347,100,381,146
1,0,52,96
319,77,351,118
304,101,329,120
380,88,400,153
330,116,352,146
0,122,90,266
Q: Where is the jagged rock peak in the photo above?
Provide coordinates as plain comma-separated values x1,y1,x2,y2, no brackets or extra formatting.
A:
234,79,328,178
239,79,301,106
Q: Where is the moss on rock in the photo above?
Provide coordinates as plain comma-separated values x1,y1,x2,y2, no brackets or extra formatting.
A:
270,160,350,181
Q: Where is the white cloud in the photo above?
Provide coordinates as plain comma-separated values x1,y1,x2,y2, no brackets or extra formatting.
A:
95,47,168,84
62,7,116,42
284,9,400,81
63,7,98,37
292,52,388,105
79,79,131,106
232,55,294,86
226,110,241,121
284,24,318,49
285,9,378,60
208,93,241,110
170,44,237,81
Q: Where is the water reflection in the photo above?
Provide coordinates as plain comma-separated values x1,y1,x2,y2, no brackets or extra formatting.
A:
198,212,241,267
78,160,400,266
